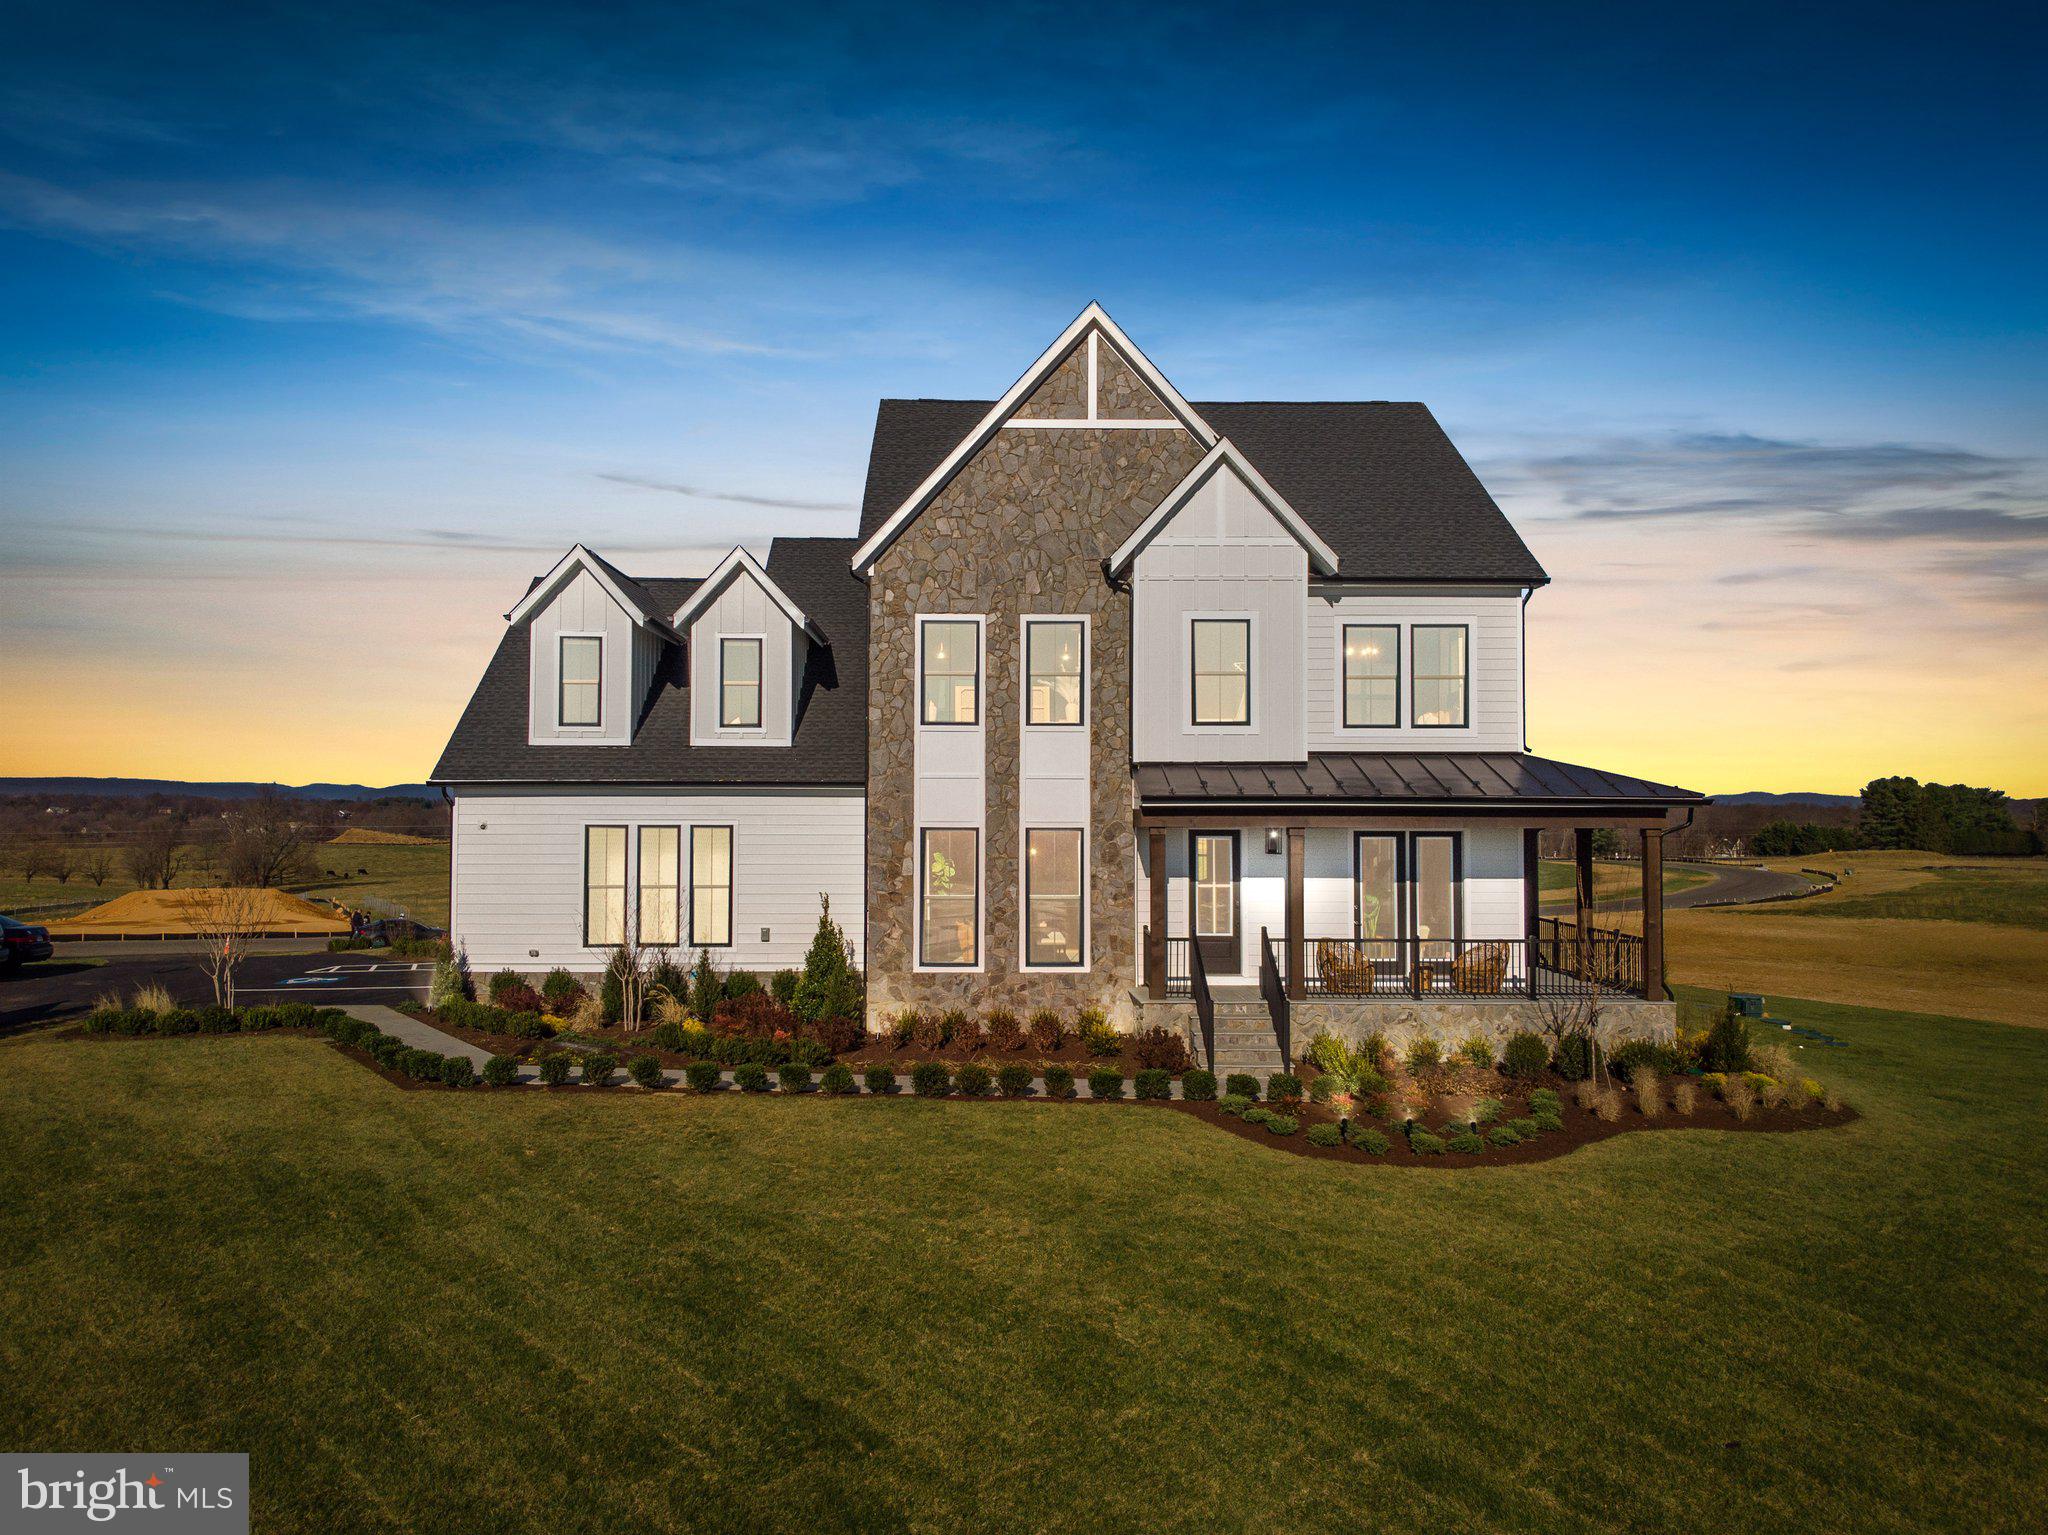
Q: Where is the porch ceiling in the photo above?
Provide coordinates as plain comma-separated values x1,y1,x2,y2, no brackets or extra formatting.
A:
1133,751,1706,817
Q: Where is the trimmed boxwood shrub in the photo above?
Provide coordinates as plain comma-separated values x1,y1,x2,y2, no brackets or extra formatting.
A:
821,1062,857,1095
1553,1033,1593,1082
367,1034,405,1068
910,1061,951,1098
1488,1124,1523,1147
541,967,582,1007
778,1062,812,1093
1087,1068,1125,1101
1501,1030,1549,1080
1447,1131,1486,1154
628,1054,666,1089
1133,1067,1171,1101
1409,1129,1446,1154
482,1054,518,1087
398,1047,438,1081
1266,1072,1303,1106
1041,1064,1075,1100
863,1064,897,1095
1263,1113,1298,1136
581,1051,618,1088
537,1051,573,1086
733,1062,771,1093
1180,1068,1217,1102
1307,1123,1342,1148
439,1055,476,1088
1353,1125,1392,1154
685,1060,722,1092
954,1062,993,1098
1224,1072,1260,1101
996,1063,1034,1098
1219,1092,1252,1118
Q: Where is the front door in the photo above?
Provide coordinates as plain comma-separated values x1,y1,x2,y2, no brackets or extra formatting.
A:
1190,831,1241,974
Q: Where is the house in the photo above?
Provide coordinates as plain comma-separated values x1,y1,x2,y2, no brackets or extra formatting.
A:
432,305,1705,1070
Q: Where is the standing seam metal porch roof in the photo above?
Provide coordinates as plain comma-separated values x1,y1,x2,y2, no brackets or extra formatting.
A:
1133,753,1705,805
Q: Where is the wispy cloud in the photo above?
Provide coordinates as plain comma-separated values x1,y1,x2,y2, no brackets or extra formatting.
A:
595,472,853,512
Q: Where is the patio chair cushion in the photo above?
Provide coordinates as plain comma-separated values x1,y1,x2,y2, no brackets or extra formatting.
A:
1451,941,1511,994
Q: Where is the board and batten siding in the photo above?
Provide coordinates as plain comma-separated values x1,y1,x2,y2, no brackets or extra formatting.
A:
1130,464,1309,764
450,786,864,975
688,567,801,747
526,567,647,746
1305,585,1524,752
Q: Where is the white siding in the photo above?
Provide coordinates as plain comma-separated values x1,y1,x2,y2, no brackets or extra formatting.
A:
688,567,798,747
450,786,864,975
526,568,649,745
1305,585,1524,752
1131,464,1309,763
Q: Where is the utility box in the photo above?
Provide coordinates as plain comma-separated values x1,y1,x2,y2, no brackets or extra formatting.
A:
1728,993,1765,1018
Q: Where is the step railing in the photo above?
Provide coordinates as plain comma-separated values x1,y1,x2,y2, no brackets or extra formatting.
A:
1259,927,1291,1070
1188,933,1214,1070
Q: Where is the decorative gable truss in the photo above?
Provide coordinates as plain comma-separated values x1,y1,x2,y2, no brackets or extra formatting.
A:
508,545,678,747
850,302,1219,575
674,546,821,747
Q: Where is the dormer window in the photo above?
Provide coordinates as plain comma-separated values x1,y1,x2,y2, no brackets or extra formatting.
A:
558,636,602,727
720,638,762,728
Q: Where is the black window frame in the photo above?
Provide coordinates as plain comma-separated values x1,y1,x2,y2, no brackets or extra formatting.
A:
1024,619,1086,728
919,618,982,727
1352,830,1463,943
1341,623,1401,729
688,824,734,949
1189,617,1252,727
581,823,627,948
1022,826,1086,970
718,636,763,730
917,826,981,969
1410,623,1471,730
558,634,603,729
636,824,681,947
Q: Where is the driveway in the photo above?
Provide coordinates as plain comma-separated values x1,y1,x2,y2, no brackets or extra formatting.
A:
2,952,434,1035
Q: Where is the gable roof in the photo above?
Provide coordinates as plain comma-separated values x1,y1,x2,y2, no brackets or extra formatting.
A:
848,302,1216,575
671,545,822,641
431,537,866,786
503,544,678,637
857,399,1549,586
1108,438,1339,576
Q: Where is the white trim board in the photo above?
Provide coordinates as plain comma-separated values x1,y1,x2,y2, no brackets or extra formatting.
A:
672,546,820,640
1109,438,1339,577
505,544,665,631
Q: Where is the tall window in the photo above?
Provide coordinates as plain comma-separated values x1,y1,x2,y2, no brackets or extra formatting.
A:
1343,624,1399,728
1357,834,1402,951
637,826,680,946
719,637,762,728
1026,620,1084,726
1024,829,1083,967
1413,625,1469,727
1413,833,1460,960
559,636,602,727
921,620,980,725
583,825,626,946
1191,619,1250,725
690,826,732,946
1192,833,1235,938
919,828,978,967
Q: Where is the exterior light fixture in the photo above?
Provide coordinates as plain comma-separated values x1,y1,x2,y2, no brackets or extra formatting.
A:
1265,829,1282,855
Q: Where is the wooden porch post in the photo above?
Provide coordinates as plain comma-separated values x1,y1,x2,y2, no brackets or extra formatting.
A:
1285,826,1305,999
1146,825,1167,997
1522,826,1541,996
1573,826,1595,976
1641,826,1668,1001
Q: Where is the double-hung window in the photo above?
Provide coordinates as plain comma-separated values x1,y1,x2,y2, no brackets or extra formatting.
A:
1023,828,1083,968
920,620,980,725
690,826,732,946
1191,619,1250,726
1342,624,1399,728
559,636,602,727
1026,620,1084,726
637,826,680,946
919,828,979,967
1412,625,1469,727
583,825,626,946
719,637,762,728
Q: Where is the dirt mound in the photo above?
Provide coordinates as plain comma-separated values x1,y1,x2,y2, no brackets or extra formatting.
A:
46,887,351,938
329,828,441,846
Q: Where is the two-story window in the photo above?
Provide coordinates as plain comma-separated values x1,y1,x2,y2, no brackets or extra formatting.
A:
921,620,980,724
1341,624,1400,728
1026,620,1084,725
719,638,762,729
1190,618,1250,726
919,828,979,967
558,636,602,728
1023,828,1084,968
1412,624,1469,728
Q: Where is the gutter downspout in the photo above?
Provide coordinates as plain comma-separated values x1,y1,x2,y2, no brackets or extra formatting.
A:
1520,586,1532,754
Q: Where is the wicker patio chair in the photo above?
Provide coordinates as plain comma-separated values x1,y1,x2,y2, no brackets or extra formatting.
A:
1450,941,1512,995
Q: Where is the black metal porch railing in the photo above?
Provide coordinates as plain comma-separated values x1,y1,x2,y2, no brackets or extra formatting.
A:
1297,933,1643,999
1160,935,1191,998
1258,926,1290,1069
1535,917,1645,996
1188,934,1214,1070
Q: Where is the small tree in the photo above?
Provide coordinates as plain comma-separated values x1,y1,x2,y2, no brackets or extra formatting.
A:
606,934,660,1032
689,947,721,1022
126,819,187,889
80,848,115,886
190,887,263,1010
792,893,857,1023
428,942,472,1009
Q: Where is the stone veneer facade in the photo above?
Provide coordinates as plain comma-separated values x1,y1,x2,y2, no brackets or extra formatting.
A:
864,343,1200,1026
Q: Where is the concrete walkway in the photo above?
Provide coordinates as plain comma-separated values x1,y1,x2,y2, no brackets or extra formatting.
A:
342,1004,495,1068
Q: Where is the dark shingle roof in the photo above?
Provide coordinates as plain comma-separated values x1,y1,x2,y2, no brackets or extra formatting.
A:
1133,753,1703,806
857,398,1548,585
430,537,866,786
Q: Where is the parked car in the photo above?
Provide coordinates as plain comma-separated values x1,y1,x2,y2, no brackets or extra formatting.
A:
1,914,54,970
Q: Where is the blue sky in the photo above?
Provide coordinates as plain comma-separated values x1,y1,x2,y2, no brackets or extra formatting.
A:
1,1,2042,790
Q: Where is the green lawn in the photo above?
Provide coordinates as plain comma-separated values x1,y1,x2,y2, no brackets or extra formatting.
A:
1778,861,2048,931
2,993,2043,1534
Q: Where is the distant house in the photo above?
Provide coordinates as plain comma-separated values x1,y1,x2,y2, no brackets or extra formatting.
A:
433,306,1703,1066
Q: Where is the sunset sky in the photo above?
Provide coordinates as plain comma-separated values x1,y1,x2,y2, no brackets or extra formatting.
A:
2,3,2042,795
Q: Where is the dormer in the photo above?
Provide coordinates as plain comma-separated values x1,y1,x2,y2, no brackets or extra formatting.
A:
507,545,676,747
674,546,821,748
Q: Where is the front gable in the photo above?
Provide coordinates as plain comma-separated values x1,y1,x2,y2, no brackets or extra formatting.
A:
522,563,660,747
680,551,811,748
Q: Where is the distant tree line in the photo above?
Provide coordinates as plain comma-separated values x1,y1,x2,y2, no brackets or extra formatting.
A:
1732,778,2039,859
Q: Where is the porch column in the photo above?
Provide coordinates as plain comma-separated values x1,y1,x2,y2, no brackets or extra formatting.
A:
1573,826,1595,976
1146,825,1167,998
1522,826,1541,996
1285,826,1305,999
1641,826,1669,1001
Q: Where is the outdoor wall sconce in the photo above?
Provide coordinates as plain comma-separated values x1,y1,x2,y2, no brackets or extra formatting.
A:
1264,828,1282,855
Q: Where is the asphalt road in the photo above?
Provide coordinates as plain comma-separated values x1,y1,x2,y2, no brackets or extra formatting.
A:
2,951,434,1034
1546,862,1823,916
